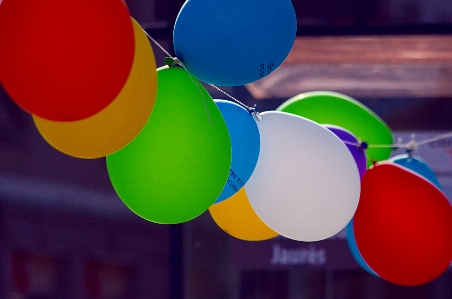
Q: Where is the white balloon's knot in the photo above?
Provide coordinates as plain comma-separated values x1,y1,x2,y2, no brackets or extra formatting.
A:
253,112,263,122
249,104,263,122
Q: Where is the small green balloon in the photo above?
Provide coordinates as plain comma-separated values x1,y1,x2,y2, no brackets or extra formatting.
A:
106,66,232,224
277,91,393,164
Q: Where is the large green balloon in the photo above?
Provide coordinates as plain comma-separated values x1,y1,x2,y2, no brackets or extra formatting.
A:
277,91,393,164
106,66,231,224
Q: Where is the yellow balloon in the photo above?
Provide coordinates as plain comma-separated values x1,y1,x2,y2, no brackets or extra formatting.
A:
33,18,157,158
209,188,278,241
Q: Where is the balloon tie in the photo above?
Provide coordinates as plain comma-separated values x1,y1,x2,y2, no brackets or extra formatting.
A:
143,30,213,124
207,84,263,122
164,56,183,67
406,134,418,160
163,56,214,125
358,141,368,151
248,104,263,122
143,30,262,123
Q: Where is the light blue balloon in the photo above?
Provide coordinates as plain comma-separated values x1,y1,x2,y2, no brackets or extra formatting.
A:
214,100,260,203
346,219,379,277
389,154,443,190
173,0,297,86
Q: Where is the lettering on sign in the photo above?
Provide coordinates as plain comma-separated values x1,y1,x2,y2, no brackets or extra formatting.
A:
270,244,327,266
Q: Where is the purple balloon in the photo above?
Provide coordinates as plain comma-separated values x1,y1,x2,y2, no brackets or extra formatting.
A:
326,125,367,178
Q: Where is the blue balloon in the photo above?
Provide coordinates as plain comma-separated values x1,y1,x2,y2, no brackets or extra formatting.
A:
173,0,297,86
346,219,379,277
214,100,260,203
389,154,442,190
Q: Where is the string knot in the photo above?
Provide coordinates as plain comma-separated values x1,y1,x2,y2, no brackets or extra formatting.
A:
359,141,368,150
406,134,418,158
248,104,263,122
164,56,183,67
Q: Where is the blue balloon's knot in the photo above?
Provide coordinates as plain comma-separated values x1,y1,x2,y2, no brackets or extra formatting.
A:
248,104,258,114
406,148,414,159
405,137,418,159
248,104,263,122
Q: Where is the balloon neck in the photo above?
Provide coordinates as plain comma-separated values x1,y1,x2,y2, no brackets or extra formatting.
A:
405,134,418,159
406,149,414,160
359,141,368,151
164,57,183,68
248,104,263,122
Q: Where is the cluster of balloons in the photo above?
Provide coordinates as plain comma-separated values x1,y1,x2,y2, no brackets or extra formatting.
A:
0,0,157,158
1,0,451,288
273,92,451,286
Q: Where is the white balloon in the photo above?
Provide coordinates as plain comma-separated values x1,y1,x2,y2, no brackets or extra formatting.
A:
245,111,361,241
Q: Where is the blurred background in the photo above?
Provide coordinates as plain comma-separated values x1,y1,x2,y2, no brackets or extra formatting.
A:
0,0,451,298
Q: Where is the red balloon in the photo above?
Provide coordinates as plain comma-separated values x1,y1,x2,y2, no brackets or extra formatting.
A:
354,162,452,286
0,0,135,121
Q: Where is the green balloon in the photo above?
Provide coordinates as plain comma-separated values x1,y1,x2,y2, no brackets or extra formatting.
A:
277,91,393,164
106,66,231,224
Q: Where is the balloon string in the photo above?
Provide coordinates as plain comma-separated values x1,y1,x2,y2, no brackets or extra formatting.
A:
144,30,263,122
206,84,263,122
143,31,173,58
415,131,452,146
143,31,213,125
189,71,214,126
343,131,452,150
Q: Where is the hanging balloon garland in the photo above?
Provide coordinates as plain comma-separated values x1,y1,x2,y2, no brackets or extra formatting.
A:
1,0,451,288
